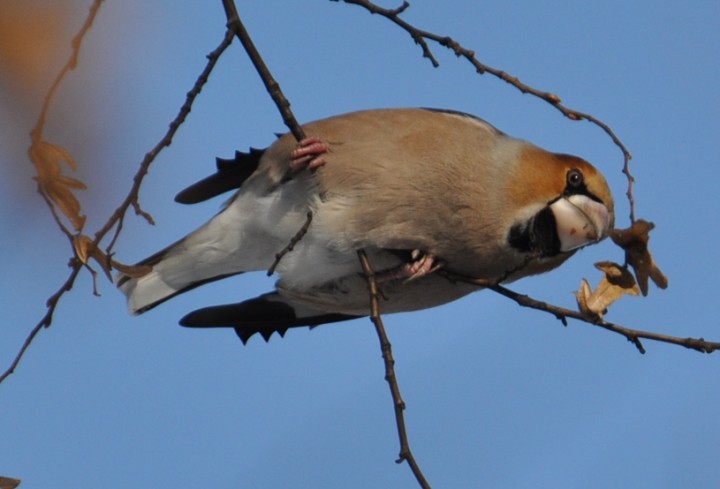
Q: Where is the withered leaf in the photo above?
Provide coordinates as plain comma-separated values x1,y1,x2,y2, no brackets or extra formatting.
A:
576,261,640,320
609,219,668,296
112,261,153,280
72,234,92,265
0,476,21,489
73,235,111,280
29,140,87,231
73,235,152,281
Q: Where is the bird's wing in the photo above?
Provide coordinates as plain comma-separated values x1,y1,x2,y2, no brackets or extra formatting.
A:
178,291,362,344
174,148,265,204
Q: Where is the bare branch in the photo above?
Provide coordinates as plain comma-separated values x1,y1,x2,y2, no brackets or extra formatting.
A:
1,19,235,385
95,28,235,252
267,211,314,276
1,0,104,385
334,0,635,222
219,0,315,274
440,270,720,355
30,0,104,145
0,264,83,383
221,0,306,141
358,250,432,489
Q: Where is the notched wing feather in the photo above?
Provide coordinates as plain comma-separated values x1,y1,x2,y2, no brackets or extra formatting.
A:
178,292,361,344
174,148,266,204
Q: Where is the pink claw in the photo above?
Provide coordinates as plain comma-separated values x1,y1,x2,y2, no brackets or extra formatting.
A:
290,137,330,173
377,251,443,283
403,251,437,280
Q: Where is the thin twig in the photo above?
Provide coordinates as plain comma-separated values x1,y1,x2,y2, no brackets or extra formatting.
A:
357,250,432,489
0,264,83,383
334,0,635,223
1,0,104,385
2,25,235,385
220,0,313,274
95,28,235,250
30,0,104,234
489,283,720,354
439,270,720,355
222,0,306,141
30,0,104,146
267,211,314,276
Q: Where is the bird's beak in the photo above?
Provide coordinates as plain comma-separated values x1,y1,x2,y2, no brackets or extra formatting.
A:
550,195,611,252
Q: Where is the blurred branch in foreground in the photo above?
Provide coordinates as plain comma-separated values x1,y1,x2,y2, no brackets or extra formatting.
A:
0,2,234,384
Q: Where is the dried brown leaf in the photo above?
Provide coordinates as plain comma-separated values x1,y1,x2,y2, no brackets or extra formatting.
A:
44,182,86,231
29,140,87,232
576,261,640,320
0,476,21,489
73,235,110,280
72,235,152,281
609,220,669,296
575,279,595,318
72,235,92,264
111,262,153,279
30,140,81,176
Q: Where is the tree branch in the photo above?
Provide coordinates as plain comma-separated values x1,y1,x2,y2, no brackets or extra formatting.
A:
0,264,82,383
267,211,314,276
358,250,431,489
221,0,306,141
30,0,104,146
219,0,314,274
219,5,431,482
1,15,235,385
95,28,235,251
439,271,720,355
333,0,635,222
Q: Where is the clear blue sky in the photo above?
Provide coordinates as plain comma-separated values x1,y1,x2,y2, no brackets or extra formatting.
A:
2,1,719,488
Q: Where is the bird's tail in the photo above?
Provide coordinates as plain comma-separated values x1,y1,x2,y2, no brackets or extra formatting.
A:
117,211,265,315
117,261,241,316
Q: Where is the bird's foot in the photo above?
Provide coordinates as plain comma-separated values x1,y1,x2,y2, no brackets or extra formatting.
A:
377,250,443,283
290,137,329,173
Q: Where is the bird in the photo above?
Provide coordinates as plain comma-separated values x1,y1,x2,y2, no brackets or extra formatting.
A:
117,108,614,343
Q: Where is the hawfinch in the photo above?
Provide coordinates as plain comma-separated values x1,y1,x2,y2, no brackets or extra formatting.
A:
118,108,614,342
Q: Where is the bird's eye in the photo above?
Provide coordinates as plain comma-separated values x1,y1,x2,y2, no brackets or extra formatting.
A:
567,169,584,188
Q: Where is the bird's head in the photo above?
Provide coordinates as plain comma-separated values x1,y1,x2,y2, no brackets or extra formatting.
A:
506,147,614,260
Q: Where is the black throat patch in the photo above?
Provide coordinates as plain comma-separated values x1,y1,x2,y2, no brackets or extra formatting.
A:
507,206,562,257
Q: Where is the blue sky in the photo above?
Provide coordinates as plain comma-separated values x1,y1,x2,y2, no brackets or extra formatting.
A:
2,1,719,488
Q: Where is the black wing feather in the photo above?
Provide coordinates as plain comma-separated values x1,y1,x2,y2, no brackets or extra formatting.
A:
179,292,361,344
174,148,266,204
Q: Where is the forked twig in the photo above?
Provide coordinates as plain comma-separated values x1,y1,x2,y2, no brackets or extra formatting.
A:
439,270,720,355
488,283,719,354
333,0,635,222
95,28,235,248
2,15,235,385
358,250,431,489
220,5,430,484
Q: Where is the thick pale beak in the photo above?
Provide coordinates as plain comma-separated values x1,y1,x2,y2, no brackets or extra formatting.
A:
550,195,611,252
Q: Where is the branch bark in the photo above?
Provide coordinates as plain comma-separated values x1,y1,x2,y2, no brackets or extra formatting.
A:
439,271,720,355
1,11,235,385
333,0,636,222
358,250,431,489
221,0,306,141
220,4,431,484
